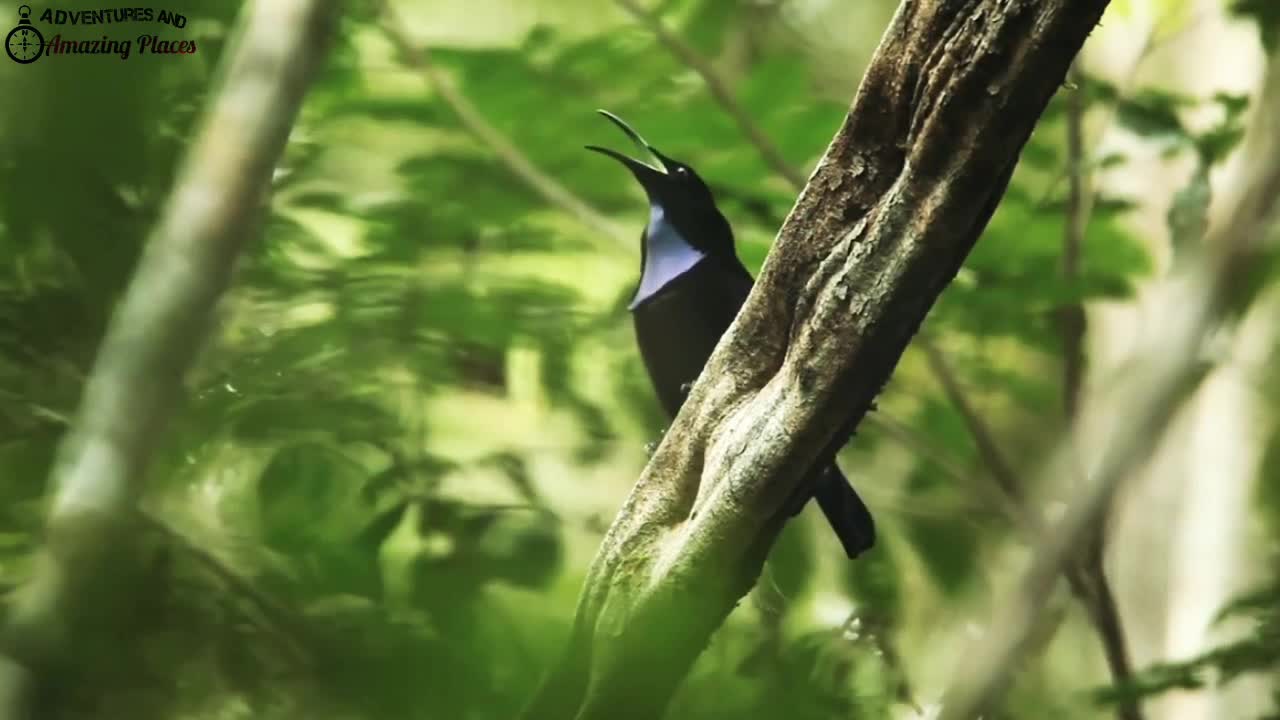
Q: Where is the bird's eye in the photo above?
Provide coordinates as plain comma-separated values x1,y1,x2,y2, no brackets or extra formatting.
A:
674,166,689,176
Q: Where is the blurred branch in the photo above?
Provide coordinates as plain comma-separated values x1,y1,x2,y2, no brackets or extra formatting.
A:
378,4,631,250
0,388,71,428
938,51,1280,719
863,412,1007,512
0,1,339,716
1062,63,1088,420
137,511,312,668
613,0,807,189
1060,59,1143,720
522,3,1111,717
919,339,1027,507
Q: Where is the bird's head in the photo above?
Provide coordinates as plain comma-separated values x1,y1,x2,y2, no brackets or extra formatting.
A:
585,110,732,256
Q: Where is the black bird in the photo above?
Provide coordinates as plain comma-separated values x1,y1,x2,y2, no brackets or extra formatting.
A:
586,110,875,559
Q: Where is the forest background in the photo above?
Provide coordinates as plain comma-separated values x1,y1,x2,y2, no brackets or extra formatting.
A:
0,1,1277,719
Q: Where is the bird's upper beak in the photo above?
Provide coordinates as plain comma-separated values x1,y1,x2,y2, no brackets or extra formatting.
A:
585,110,673,189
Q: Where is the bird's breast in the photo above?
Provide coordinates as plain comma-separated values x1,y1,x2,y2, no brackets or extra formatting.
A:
630,261,749,418
629,207,708,309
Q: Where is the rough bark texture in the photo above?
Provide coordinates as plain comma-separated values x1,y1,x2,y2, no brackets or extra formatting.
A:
522,2,1112,718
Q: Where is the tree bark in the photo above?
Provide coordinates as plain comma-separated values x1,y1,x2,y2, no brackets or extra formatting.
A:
522,1,1113,718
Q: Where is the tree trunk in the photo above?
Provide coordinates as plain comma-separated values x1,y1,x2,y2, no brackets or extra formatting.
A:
521,1,1114,717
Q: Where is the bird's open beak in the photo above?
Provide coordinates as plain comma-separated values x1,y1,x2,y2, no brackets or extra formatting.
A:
585,110,672,183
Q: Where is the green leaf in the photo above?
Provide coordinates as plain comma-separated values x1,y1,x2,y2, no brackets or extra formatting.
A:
256,443,371,553
1095,151,1129,170
1167,164,1212,253
1114,87,1194,140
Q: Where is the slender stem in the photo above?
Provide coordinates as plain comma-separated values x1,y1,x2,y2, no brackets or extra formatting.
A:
1061,60,1144,720
379,4,631,251
613,0,808,190
919,338,1025,505
137,511,312,667
1062,62,1087,419
1034,17,1203,209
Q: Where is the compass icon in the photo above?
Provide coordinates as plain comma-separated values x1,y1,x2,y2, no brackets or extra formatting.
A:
6,5,44,64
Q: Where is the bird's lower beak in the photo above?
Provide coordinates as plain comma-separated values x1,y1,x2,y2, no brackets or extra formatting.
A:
585,109,671,184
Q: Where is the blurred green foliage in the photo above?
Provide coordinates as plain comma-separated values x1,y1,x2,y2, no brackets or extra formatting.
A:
0,1,1276,718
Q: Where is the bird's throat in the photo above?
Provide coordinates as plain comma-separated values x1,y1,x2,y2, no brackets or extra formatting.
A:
629,203,706,309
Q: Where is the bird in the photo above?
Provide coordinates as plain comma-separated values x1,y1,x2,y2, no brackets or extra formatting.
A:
586,110,875,559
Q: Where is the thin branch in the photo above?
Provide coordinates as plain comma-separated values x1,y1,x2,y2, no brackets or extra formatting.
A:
863,412,1006,505
1034,13,1205,210
1062,63,1088,420
378,4,631,250
0,387,71,427
136,511,312,668
919,338,1026,505
0,1,338,716
613,0,807,189
1061,59,1144,720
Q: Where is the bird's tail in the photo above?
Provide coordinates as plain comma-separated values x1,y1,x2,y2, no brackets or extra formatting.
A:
811,465,876,559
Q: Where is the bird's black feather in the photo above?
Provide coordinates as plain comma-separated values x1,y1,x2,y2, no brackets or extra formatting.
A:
589,110,875,559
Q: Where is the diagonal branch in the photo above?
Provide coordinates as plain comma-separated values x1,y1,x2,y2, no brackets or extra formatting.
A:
626,3,1143,704
0,1,339,716
522,2,1114,717
924,331,1143,719
919,337,1026,505
613,0,807,189
864,411,1008,513
623,0,1025,500
378,4,631,250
